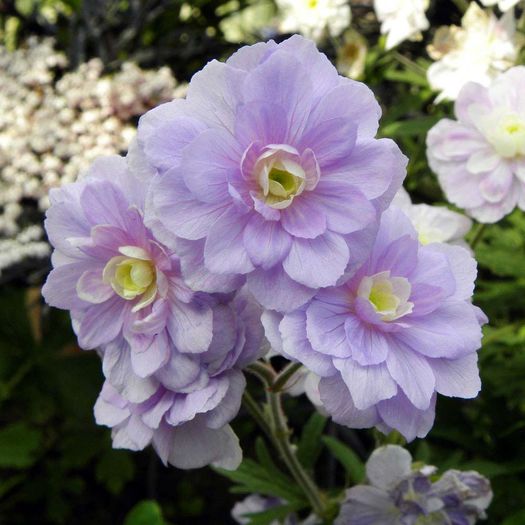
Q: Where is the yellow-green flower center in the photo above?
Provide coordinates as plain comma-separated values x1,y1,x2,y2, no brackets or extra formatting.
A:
268,167,301,199
485,113,525,158
103,246,158,312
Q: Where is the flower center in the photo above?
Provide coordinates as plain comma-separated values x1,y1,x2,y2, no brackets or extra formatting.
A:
357,271,414,322
103,246,157,312
254,146,307,209
484,113,525,158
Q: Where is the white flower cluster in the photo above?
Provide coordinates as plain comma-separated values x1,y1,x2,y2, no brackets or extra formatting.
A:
0,226,50,277
0,37,181,272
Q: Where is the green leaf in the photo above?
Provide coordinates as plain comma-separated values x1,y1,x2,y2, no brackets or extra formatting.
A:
254,438,290,483
502,509,525,525
95,449,134,495
0,422,42,468
322,436,365,484
124,500,165,525
380,116,440,138
297,412,327,469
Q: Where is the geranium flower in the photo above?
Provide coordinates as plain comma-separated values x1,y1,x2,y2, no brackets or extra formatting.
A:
265,208,487,441
427,66,525,222
140,35,406,312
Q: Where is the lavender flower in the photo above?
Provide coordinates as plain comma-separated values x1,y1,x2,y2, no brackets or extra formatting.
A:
335,445,492,524
265,208,486,440
94,287,264,469
427,66,525,222
141,35,406,312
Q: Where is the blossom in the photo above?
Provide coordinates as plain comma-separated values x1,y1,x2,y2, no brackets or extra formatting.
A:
392,188,472,247
480,0,521,12
427,3,521,102
374,0,429,50
94,287,264,469
276,0,351,42
142,35,406,313
427,67,525,223
265,207,486,441
336,29,368,80
335,445,492,524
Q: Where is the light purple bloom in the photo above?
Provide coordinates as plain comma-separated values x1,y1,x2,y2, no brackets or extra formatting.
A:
42,154,217,376
94,286,265,469
427,66,525,223
265,208,487,441
140,35,406,312
335,445,492,525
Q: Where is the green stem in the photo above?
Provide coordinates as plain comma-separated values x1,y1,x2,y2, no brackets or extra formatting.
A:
470,223,487,249
392,51,427,77
266,390,326,518
271,362,303,393
246,361,276,385
242,391,274,443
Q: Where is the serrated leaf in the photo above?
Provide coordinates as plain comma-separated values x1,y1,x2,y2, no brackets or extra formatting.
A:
95,449,134,495
322,436,365,484
124,500,164,525
0,422,42,468
297,412,327,469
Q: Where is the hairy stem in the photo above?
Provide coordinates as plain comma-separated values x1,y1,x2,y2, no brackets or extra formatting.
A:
271,362,304,393
470,223,487,249
266,390,326,518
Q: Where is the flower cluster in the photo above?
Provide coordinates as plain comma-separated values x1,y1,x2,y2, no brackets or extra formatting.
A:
43,35,487,468
335,445,492,524
427,66,525,223
0,37,180,268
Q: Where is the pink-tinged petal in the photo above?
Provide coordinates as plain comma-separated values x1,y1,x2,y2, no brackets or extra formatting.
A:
344,315,390,365
176,238,245,293
132,298,169,334
148,169,228,241
77,296,126,349
248,265,316,312
301,148,320,190
305,297,350,358
80,180,130,230
185,60,246,132
468,189,519,223
466,148,501,174
167,301,213,354
242,51,313,143
371,207,417,251
429,353,481,399
144,116,207,172
385,341,435,410
182,128,244,204
252,192,281,221
280,196,327,239
137,98,188,145
42,263,92,310
130,331,170,377
283,231,350,288
377,391,436,442
205,370,246,429
76,270,114,304
454,81,492,125
281,309,337,377
427,120,485,161
319,375,379,428
334,359,397,410
398,301,483,359
479,162,513,203
166,419,242,470
88,224,133,258
204,208,254,275
243,214,292,269
310,181,376,235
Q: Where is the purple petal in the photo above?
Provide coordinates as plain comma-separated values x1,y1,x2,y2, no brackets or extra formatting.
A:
344,316,390,366
167,300,213,354
76,270,114,304
429,353,481,399
280,196,327,239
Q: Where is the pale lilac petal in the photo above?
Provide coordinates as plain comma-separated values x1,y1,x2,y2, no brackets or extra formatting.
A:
366,445,412,491
429,353,481,399
76,270,114,304
280,196,327,239
167,301,213,354
344,316,390,366
205,370,246,429
283,231,350,288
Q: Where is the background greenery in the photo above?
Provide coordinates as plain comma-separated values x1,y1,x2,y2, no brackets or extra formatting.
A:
0,0,524,523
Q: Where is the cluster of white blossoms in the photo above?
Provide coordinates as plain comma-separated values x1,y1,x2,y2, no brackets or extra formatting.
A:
427,2,522,102
0,37,181,271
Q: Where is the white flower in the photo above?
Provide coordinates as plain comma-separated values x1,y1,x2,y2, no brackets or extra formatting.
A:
374,0,429,50
427,2,522,102
276,0,351,42
336,29,368,79
480,0,521,12
392,188,472,247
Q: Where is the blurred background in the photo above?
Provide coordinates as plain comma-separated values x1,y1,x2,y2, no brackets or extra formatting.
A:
0,0,525,523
